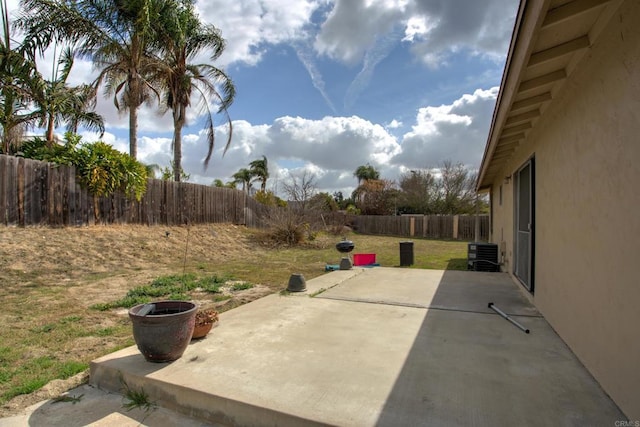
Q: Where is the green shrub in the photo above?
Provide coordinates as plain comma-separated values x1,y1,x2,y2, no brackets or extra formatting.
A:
254,190,287,207
19,135,77,164
74,140,147,201
20,133,147,201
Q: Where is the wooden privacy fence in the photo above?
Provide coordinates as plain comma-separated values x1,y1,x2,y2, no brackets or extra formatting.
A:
0,154,487,238
0,155,268,227
348,214,489,241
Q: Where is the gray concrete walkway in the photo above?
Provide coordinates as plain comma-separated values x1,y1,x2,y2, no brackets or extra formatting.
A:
1,268,626,426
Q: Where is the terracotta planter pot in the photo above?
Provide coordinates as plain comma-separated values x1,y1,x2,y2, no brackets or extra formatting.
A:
192,309,219,340
192,321,217,339
129,301,196,363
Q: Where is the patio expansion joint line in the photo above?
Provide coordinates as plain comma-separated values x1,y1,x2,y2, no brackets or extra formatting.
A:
301,269,366,296
316,295,544,317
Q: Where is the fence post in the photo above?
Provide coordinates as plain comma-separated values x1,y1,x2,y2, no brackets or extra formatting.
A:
453,215,459,240
410,216,415,237
423,215,428,237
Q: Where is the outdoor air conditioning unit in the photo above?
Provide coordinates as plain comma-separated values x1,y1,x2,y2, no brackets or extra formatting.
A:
467,243,499,272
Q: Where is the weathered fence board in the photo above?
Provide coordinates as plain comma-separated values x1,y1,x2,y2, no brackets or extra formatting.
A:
349,214,489,241
0,155,268,228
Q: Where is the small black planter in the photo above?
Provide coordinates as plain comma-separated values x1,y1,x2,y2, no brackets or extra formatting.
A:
129,301,197,363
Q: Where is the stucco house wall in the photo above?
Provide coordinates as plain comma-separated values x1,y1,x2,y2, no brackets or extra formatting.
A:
489,0,640,419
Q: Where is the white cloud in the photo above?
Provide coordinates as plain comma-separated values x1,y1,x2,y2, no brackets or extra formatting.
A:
65,57,95,87
314,0,406,65
78,130,128,153
314,0,515,69
402,15,431,42
392,87,499,169
410,106,472,135
386,119,403,129
309,0,514,108
294,41,338,113
267,115,400,170
407,0,517,67
180,120,270,183
344,28,403,111
195,0,322,67
157,115,402,194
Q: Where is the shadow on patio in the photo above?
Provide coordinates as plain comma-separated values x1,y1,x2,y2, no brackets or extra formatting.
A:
369,268,624,426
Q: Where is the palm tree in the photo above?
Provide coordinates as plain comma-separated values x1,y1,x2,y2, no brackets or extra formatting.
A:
17,0,165,159
232,168,253,193
1,0,43,152
145,163,161,179
212,178,236,188
35,47,104,144
249,155,269,192
354,163,380,185
156,0,235,182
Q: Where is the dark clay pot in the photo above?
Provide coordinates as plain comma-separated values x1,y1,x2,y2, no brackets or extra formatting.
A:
129,301,197,363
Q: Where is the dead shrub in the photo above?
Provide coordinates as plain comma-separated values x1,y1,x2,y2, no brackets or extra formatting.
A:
261,206,324,246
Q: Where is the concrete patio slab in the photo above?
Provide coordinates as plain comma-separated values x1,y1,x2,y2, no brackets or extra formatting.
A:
82,267,624,426
318,268,540,316
3,268,625,426
89,295,428,426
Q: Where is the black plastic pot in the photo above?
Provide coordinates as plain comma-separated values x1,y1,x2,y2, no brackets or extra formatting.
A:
129,301,197,363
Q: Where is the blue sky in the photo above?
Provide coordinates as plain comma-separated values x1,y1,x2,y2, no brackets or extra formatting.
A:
7,0,519,196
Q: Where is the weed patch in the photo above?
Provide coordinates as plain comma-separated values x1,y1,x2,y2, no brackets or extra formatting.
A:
94,327,117,337
90,273,235,310
7,378,48,399
52,393,84,404
121,379,156,413
231,282,254,291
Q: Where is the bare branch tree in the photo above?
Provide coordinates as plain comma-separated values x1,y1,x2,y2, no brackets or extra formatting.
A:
282,170,317,211
262,171,327,245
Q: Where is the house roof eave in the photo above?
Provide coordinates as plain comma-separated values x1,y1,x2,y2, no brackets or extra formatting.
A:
476,0,625,192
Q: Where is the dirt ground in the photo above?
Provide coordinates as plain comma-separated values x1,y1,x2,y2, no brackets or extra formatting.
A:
0,223,275,417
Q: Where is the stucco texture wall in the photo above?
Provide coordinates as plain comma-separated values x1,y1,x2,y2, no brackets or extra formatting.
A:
491,0,640,419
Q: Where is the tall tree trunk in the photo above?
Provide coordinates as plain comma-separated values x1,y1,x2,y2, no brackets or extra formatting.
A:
128,33,141,159
2,93,15,153
46,112,55,145
173,106,185,182
129,106,137,159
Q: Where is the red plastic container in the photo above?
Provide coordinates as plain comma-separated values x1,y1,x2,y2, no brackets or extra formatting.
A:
353,253,376,266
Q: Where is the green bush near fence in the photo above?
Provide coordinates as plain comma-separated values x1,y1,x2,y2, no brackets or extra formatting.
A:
19,133,148,201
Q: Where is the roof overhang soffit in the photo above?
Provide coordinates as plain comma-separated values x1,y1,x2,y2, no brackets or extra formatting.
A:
476,0,624,192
